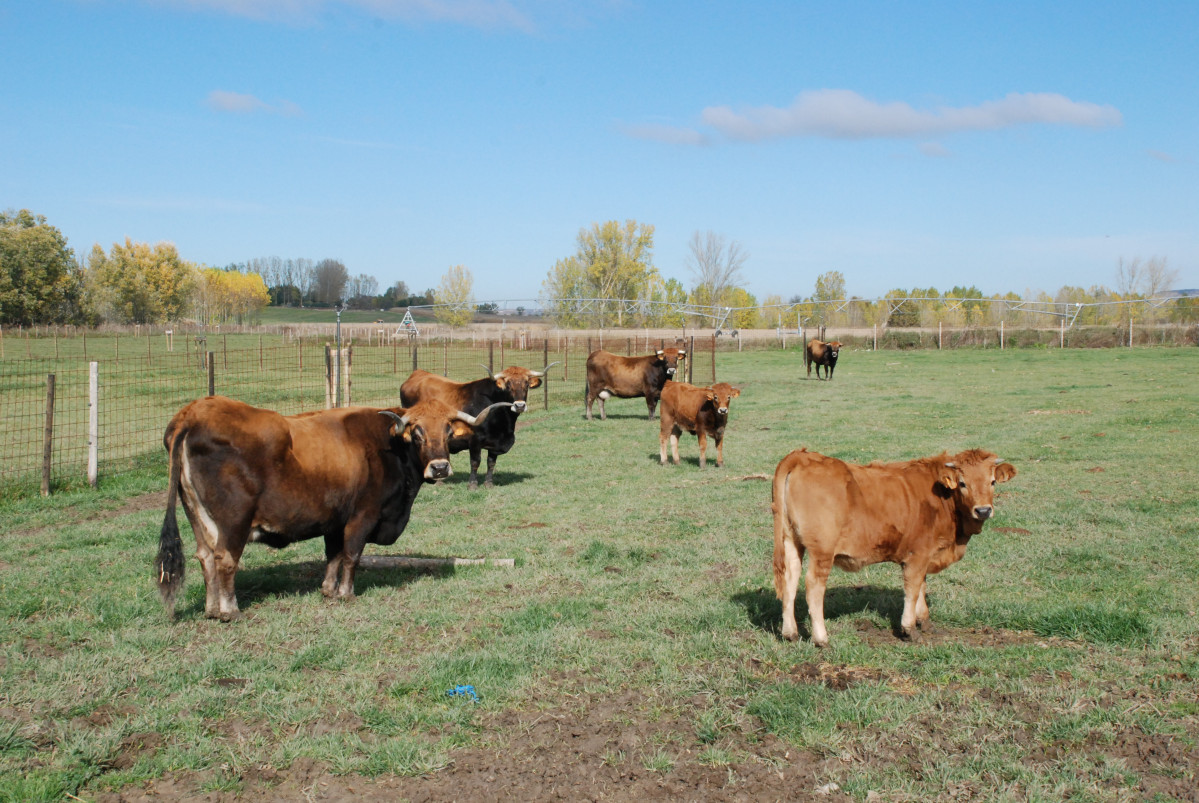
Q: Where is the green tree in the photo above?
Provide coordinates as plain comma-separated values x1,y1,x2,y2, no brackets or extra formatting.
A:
88,239,197,324
541,220,657,327
434,265,475,328
0,209,89,325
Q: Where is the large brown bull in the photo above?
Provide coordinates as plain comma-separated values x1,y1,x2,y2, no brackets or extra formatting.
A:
154,395,510,621
399,363,556,489
772,448,1017,647
584,347,685,420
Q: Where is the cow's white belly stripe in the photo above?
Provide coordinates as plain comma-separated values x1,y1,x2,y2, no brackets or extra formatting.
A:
180,447,220,550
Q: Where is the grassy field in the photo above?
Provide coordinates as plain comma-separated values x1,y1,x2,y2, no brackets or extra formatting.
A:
0,347,1196,801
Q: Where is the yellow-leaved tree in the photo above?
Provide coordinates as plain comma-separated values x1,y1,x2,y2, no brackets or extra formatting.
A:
88,239,197,324
193,269,270,325
434,265,475,328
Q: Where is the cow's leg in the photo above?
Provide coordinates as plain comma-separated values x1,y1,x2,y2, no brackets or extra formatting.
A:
646,394,657,420
179,474,226,619
779,539,805,642
332,516,374,600
714,431,725,468
659,427,669,465
321,532,345,597
211,536,246,622
598,391,609,421
696,430,708,469
670,428,681,465
468,444,482,490
915,579,933,632
899,563,928,641
483,451,498,488
805,554,834,647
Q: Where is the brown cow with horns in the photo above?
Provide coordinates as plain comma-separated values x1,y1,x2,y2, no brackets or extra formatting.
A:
803,338,842,380
772,447,1017,647
658,381,741,468
584,347,685,420
154,395,512,621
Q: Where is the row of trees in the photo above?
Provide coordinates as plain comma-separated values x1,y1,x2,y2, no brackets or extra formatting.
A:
3,208,1192,329
0,210,270,326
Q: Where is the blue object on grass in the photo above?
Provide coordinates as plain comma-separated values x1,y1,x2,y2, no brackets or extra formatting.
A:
446,684,478,702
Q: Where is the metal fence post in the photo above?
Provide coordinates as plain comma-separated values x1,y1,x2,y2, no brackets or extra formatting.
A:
42,373,56,496
88,362,98,488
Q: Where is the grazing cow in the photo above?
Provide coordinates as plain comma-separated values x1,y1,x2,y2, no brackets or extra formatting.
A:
399,363,556,489
804,339,842,380
154,395,511,621
584,347,686,420
659,381,741,468
772,448,1017,647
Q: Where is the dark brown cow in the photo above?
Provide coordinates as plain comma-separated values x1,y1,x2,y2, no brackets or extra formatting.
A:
804,339,842,379
658,381,741,468
154,395,511,621
584,347,685,420
400,363,555,489
772,448,1017,647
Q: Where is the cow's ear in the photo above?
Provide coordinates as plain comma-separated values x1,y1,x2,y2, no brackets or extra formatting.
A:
450,419,474,439
938,462,959,490
706,390,718,402
528,375,542,389
994,461,1017,483
731,387,741,398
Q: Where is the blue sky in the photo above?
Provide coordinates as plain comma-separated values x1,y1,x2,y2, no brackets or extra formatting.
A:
3,0,1196,303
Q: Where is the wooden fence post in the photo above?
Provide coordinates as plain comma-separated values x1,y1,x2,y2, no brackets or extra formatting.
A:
488,341,495,374
711,335,716,383
325,345,334,409
88,362,98,488
42,373,56,496
688,336,695,384
543,338,550,411
207,352,215,396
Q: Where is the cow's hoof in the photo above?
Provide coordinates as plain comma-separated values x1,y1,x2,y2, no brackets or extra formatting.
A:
782,629,799,643
813,638,830,649
467,481,479,491
218,610,242,623
918,620,935,634
483,480,495,488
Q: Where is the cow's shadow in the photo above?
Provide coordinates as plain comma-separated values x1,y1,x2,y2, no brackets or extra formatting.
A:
733,583,907,641
647,452,719,469
584,414,660,422
432,470,535,488
178,555,457,619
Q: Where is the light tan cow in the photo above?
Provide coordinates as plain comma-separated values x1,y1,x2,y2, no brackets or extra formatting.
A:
772,448,1017,647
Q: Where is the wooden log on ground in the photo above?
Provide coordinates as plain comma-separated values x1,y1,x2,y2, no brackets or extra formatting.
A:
359,556,515,570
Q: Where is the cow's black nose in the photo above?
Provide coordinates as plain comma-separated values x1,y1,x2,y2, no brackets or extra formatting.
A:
974,506,992,520
717,407,728,415
512,401,527,413
427,460,452,479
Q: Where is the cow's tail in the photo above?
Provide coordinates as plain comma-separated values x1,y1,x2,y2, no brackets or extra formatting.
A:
771,452,797,601
155,425,187,618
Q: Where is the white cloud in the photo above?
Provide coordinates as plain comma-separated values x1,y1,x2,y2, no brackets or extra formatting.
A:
690,89,1122,142
153,0,534,29
919,142,952,158
205,90,302,116
619,122,709,147
1147,149,1186,164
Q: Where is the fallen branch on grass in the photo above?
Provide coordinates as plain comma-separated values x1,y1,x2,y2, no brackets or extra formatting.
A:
360,555,515,570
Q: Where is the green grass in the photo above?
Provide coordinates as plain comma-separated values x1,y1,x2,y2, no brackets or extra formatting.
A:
0,346,1196,800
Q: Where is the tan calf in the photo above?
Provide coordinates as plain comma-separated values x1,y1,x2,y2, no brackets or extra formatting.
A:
659,382,741,468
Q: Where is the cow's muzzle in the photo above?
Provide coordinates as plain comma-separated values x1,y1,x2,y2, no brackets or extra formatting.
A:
512,400,527,413
666,367,676,375
973,506,993,520
425,459,452,480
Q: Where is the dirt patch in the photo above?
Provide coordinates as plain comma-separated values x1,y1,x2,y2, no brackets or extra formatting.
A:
98,690,848,803
5,490,167,541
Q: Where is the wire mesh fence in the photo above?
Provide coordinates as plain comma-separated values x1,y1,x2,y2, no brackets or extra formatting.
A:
0,331,714,495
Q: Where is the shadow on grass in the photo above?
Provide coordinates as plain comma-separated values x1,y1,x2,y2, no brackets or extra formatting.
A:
432,470,536,488
179,556,455,619
733,583,907,641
